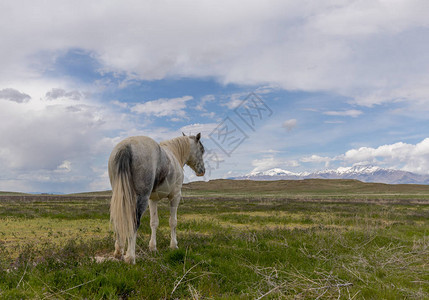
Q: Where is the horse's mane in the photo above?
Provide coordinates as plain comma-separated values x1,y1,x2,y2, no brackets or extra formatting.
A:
160,136,190,167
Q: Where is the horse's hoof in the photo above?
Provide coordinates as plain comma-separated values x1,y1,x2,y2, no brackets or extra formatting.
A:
149,242,157,252
170,244,178,250
124,255,136,264
113,251,123,260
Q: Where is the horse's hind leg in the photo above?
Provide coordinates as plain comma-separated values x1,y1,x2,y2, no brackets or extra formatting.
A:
124,194,149,264
124,233,136,264
114,237,124,259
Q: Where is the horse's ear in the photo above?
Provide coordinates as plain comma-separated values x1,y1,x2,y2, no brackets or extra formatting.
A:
196,132,201,141
182,132,186,136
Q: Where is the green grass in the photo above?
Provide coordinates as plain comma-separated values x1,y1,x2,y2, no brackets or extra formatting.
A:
0,179,428,298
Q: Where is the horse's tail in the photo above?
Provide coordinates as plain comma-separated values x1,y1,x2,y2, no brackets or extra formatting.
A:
110,145,136,248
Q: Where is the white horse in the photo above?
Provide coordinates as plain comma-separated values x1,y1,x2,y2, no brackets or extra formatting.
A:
108,133,205,264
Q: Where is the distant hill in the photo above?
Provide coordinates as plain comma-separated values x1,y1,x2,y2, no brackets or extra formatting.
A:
233,165,429,185
67,190,113,197
0,190,112,198
182,178,429,196
69,179,429,198
3,177,429,198
0,191,30,196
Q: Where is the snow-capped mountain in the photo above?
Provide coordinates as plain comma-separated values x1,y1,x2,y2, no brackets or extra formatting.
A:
247,168,303,177
235,165,429,185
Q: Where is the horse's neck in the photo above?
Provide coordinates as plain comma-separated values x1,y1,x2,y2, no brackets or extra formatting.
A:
160,137,190,167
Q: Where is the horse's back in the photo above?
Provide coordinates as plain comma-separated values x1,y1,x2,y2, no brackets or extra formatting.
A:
116,136,158,150
109,136,171,195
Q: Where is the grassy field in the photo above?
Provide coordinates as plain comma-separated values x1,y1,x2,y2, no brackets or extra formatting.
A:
0,179,428,299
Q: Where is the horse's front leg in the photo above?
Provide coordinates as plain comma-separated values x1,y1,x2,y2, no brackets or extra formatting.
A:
148,199,159,251
169,193,181,249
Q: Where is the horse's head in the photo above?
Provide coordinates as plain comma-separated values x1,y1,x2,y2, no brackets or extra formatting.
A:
184,132,205,176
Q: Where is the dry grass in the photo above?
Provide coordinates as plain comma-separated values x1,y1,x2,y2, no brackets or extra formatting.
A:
0,217,110,258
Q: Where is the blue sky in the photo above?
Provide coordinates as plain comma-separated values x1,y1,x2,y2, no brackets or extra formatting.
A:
1,1,429,193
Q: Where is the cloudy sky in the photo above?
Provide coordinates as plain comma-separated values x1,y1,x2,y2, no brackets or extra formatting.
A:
1,0,429,193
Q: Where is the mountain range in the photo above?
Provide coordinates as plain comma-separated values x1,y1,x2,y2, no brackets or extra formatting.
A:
234,165,429,185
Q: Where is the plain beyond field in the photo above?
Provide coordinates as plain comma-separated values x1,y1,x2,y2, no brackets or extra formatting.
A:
0,179,428,298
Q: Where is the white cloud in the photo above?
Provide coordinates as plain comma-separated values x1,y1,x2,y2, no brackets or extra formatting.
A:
309,1,429,37
324,120,344,124
282,119,297,131
341,140,427,171
201,112,217,119
304,138,429,175
300,155,331,163
110,100,128,109
196,94,215,111
1,1,429,107
131,96,193,117
251,155,300,173
259,149,281,154
223,93,246,109
251,156,282,173
323,110,363,118
300,155,332,167
0,88,139,192
56,160,72,173
0,100,104,170
45,88,82,101
88,169,110,192
0,88,31,103
180,123,218,137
